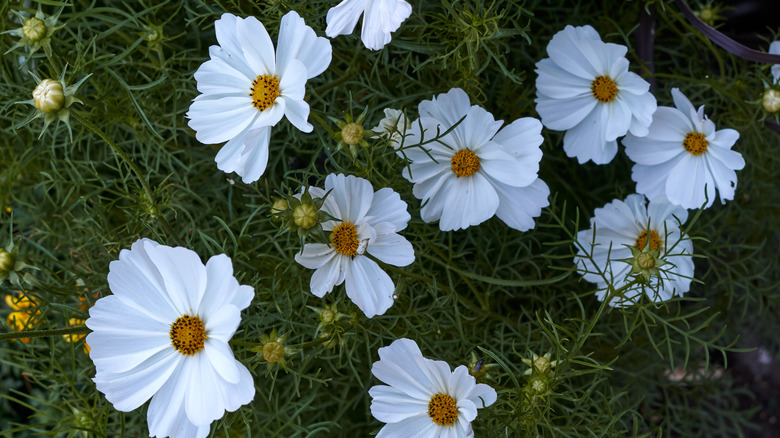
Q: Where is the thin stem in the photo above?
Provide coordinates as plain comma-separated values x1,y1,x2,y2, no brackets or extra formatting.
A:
71,110,181,244
0,326,89,342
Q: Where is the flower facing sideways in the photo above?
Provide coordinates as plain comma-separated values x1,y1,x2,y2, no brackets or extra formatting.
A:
401,87,549,232
326,0,412,51
371,108,411,148
623,88,745,209
535,25,656,164
369,338,497,437
575,195,694,307
294,173,414,318
86,239,255,438
187,12,332,183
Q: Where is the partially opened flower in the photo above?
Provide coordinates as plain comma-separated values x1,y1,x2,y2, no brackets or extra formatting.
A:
326,0,412,51
535,25,657,164
294,174,414,318
187,12,332,183
86,239,255,438
401,87,549,232
369,338,497,437
371,108,411,148
575,194,694,307
623,88,745,209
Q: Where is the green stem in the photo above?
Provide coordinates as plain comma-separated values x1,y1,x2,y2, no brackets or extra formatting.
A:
71,110,181,244
0,326,89,342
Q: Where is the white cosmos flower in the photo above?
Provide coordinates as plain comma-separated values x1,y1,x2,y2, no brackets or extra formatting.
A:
326,0,412,51
187,12,332,183
770,40,780,84
575,195,694,307
400,87,549,232
371,108,411,148
535,25,657,164
85,239,255,438
623,88,745,209
369,338,497,437
294,173,414,318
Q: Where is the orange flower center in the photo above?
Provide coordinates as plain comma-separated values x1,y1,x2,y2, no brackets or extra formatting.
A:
591,75,618,103
682,132,708,156
249,74,280,112
450,149,481,177
169,315,206,356
428,393,458,426
635,230,662,251
330,222,360,256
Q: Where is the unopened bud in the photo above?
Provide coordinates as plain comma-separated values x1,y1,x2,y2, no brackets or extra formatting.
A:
33,79,65,113
763,89,780,113
636,252,656,270
262,341,285,363
22,17,47,42
271,198,288,215
341,122,364,145
293,203,318,229
0,248,14,272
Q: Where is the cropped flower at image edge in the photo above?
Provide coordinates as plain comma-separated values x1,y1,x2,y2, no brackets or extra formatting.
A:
369,338,497,437
86,239,255,438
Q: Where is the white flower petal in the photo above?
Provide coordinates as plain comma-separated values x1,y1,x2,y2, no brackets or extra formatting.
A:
93,349,180,412
278,10,332,79
309,255,345,297
188,95,257,145
236,126,272,183
235,16,275,75
492,178,550,232
203,339,241,384
364,187,411,231
326,0,366,38
438,173,499,231
147,362,210,438
344,255,395,318
360,0,412,50
375,414,438,438
369,385,428,423
184,353,226,426
203,304,241,344
367,231,415,267
326,173,374,223
145,244,207,315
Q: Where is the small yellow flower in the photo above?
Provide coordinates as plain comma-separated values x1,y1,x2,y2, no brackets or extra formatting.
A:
5,292,41,343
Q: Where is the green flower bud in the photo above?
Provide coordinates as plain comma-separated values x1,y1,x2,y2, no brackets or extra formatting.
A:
763,89,780,113
22,17,47,42
0,248,14,272
33,79,65,113
341,122,364,146
293,203,318,229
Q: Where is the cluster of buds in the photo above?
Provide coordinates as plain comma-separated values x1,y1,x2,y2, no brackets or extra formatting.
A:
308,303,353,349
521,351,558,399
330,107,370,159
251,328,299,372
5,292,41,343
271,187,335,249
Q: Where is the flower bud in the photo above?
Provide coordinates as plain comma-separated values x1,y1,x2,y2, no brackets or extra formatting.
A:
341,122,364,146
262,341,285,363
635,252,656,270
293,203,318,229
33,79,65,113
22,17,47,42
0,248,14,272
271,198,289,215
763,89,780,113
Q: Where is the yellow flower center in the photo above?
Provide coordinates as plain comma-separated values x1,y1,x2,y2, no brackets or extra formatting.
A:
635,230,662,251
428,393,458,426
169,315,206,356
591,75,618,103
450,149,481,177
249,74,280,112
682,132,708,156
330,222,360,256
